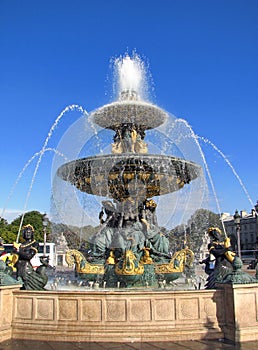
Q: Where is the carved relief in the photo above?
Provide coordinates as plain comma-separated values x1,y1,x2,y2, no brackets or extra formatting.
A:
129,299,151,322
58,299,78,320
154,298,175,321
36,298,54,320
105,299,126,322
177,298,199,320
81,299,102,321
15,297,33,319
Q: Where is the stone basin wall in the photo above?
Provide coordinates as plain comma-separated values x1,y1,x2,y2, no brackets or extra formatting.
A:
0,285,21,342
1,284,258,343
11,288,224,342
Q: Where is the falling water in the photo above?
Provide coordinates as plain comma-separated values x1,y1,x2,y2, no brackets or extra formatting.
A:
16,104,89,241
174,118,257,226
147,115,208,227
174,118,228,235
1,148,68,221
198,136,256,213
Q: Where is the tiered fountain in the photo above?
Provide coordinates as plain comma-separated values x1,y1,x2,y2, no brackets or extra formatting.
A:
57,55,202,288
1,54,258,344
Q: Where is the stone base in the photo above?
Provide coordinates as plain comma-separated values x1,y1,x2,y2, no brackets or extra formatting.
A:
0,285,22,343
12,288,225,342
1,284,258,343
217,283,258,343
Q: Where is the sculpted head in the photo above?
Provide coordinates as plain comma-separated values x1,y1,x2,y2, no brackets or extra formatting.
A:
22,224,35,240
207,227,221,241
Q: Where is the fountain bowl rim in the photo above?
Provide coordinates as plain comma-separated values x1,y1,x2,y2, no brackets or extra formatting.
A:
90,100,169,130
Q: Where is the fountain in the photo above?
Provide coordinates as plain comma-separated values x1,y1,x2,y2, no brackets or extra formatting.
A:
1,53,258,344
55,54,202,288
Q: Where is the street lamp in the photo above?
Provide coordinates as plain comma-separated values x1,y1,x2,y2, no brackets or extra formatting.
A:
233,209,241,259
42,213,48,257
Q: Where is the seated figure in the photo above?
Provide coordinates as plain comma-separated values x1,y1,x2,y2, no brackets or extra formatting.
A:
14,224,49,290
204,227,235,289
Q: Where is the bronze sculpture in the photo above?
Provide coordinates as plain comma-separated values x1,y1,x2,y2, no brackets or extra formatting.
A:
14,225,49,290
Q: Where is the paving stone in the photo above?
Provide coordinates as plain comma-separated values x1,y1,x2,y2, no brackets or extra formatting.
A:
124,342,167,350
139,341,188,350
75,342,107,350
1,340,258,350
235,341,258,350
92,342,140,350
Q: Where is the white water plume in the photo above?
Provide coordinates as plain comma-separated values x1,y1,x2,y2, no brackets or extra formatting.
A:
113,53,149,101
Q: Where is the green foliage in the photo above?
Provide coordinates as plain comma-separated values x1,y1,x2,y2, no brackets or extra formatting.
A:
50,222,98,249
0,216,18,243
0,225,17,243
168,208,223,256
0,211,50,243
0,217,8,228
11,211,43,231
0,210,98,248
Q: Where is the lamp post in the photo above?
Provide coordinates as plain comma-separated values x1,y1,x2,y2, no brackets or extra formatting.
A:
233,210,241,259
42,213,48,257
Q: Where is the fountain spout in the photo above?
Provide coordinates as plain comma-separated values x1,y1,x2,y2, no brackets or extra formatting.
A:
119,89,138,101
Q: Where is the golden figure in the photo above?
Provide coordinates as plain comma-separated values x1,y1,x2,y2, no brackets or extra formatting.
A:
111,127,148,154
140,247,153,264
207,227,235,264
106,250,116,265
115,250,144,276
155,248,194,274
65,249,104,275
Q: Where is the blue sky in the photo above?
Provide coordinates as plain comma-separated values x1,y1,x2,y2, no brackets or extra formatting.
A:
0,0,258,223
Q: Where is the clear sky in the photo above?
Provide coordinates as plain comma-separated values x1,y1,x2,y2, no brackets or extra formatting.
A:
0,0,258,223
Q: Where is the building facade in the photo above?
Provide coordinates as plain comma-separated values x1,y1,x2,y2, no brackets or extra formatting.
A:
222,201,258,256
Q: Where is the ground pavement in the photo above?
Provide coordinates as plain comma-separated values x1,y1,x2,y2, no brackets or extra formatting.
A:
0,339,258,350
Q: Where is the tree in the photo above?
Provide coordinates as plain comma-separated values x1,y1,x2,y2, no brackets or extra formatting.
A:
168,224,187,253
10,211,49,242
50,222,98,249
168,209,223,257
186,208,223,256
0,210,99,246
0,216,18,243
0,217,8,228
0,225,17,243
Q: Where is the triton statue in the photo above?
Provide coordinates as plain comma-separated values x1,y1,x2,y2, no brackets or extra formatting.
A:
202,227,234,289
13,225,50,290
